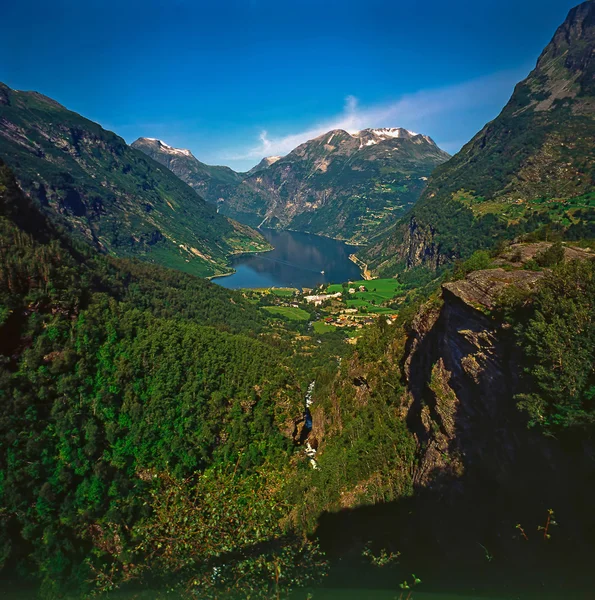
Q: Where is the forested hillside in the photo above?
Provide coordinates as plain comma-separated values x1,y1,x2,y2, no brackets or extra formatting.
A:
361,0,595,276
1,155,595,598
0,160,342,597
2,2,595,598
0,83,269,278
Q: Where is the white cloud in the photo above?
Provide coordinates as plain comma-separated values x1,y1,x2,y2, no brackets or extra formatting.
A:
223,68,525,164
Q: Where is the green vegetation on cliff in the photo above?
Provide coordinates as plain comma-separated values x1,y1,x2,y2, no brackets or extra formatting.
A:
0,83,269,278
361,1,595,276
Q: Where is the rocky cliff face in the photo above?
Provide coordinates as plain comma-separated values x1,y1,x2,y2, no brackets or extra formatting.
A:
361,1,595,276
315,251,595,575
225,128,450,242
404,268,546,490
363,216,445,275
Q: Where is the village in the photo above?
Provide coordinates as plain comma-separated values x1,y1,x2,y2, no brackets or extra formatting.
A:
240,277,404,341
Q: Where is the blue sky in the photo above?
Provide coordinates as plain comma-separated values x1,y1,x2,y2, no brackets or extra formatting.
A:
0,0,580,171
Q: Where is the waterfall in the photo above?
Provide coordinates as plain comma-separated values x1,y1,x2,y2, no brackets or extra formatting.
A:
303,381,319,469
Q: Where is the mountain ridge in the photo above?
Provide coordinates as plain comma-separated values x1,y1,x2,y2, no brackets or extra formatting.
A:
0,83,269,277
135,126,450,243
360,0,595,276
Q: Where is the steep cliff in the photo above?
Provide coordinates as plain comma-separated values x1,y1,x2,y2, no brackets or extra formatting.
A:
312,246,595,580
404,268,545,489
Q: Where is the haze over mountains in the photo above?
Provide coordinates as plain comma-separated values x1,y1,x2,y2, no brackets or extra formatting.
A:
134,127,450,243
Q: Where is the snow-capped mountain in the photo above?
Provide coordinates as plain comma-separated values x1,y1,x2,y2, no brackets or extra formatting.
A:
141,138,194,158
353,128,435,147
226,127,450,243
133,128,449,243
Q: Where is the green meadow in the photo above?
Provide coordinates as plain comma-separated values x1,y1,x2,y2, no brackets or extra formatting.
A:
262,305,310,320
327,278,404,312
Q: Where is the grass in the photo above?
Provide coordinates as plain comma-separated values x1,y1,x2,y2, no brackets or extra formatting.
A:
239,287,298,297
458,189,595,225
346,303,395,314
270,288,298,297
313,321,337,334
328,278,404,299
327,278,404,313
346,328,364,338
263,306,310,321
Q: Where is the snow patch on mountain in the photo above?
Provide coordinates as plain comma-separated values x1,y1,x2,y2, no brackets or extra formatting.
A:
140,138,193,158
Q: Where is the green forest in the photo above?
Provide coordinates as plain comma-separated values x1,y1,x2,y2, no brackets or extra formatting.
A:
1,2,595,597
2,148,593,597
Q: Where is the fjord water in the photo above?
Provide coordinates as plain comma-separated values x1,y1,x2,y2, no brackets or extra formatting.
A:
215,229,362,289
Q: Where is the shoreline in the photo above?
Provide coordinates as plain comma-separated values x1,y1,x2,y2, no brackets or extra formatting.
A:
349,254,375,280
277,226,368,247
209,228,371,283
207,244,275,281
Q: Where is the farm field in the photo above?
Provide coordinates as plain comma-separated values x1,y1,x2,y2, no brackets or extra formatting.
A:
327,278,404,312
262,306,310,321
312,321,337,334
270,288,299,297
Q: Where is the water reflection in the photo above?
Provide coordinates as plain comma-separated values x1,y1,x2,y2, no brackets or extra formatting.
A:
216,229,362,289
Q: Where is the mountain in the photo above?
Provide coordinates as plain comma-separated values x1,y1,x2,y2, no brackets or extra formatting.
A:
0,83,269,278
224,127,450,243
361,0,595,276
134,128,449,243
131,137,243,205
0,157,314,593
245,155,283,175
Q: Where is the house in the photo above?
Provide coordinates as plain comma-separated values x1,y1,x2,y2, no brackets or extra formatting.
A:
358,285,366,292
304,292,342,305
348,288,356,294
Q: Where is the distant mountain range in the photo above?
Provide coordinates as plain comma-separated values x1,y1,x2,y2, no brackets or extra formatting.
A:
133,127,450,243
360,0,595,276
0,84,269,277
3,2,592,282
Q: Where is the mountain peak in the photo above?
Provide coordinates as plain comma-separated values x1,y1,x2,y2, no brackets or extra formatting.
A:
360,0,595,277
348,127,437,148
134,137,194,158
246,155,283,174
510,0,595,114
261,155,282,166
354,127,418,138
